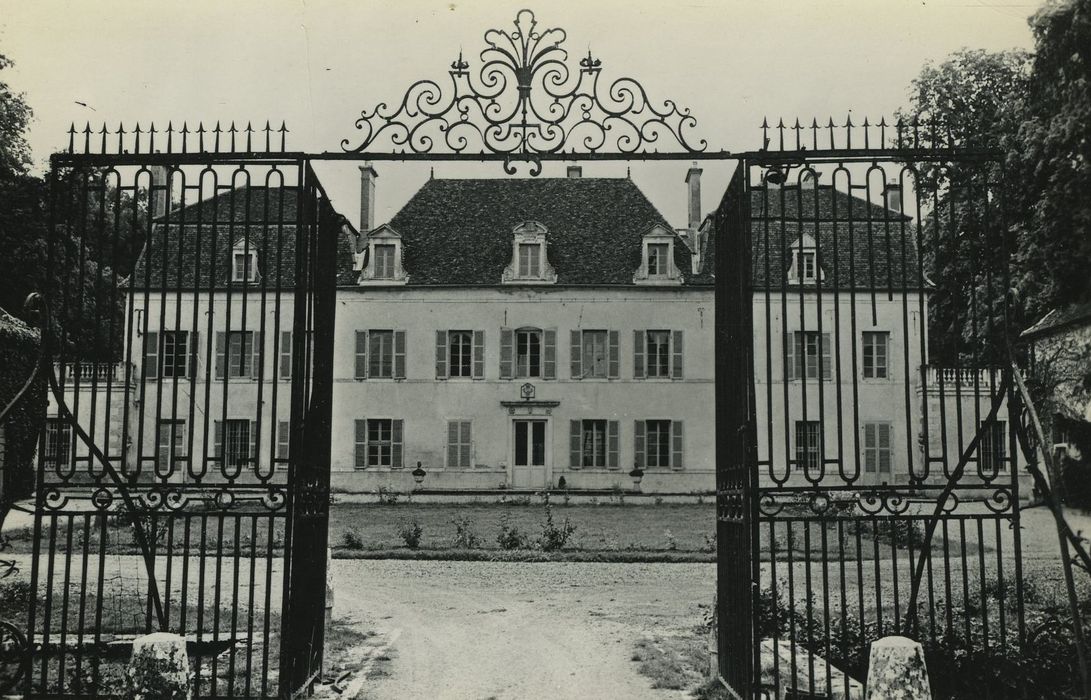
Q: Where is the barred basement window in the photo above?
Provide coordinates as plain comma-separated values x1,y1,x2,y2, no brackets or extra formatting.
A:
979,421,1007,472
223,419,251,471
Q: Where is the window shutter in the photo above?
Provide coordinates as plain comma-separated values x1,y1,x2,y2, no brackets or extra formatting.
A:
672,330,684,380
355,331,367,379
277,420,290,462
821,333,831,380
543,329,556,379
570,330,582,379
354,419,367,469
879,423,891,474
461,421,473,468
864,423,875,473
607,420,619,469
249,420,258,469
435,330,448,379
251,332,263,380
156,422,168,471
394,330,407,379
215,332,226,380
144,331,159,379
391,419,404,468
499,328,514,379
785,332,796,381
279,331,292,379
213,420,223,465
633,330,645,379
634,420,646,468
570,420,582,468
608,331,620,379
447,421,459,468
672,421,685,470
472,331,485,379
189,331,199,378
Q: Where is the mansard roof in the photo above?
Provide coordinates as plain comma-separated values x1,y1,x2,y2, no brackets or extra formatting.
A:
131,187,358,289
347,177,704,287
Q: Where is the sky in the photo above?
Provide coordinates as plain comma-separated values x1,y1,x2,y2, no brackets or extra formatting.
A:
0,0,1042,231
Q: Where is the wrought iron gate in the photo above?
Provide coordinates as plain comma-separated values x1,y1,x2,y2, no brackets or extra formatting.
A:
25,131,337,698
714,123,1032,698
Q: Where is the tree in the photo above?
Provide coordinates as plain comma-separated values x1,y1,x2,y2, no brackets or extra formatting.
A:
897,49,1032,365
1018,0,1091,325
0,53,32,179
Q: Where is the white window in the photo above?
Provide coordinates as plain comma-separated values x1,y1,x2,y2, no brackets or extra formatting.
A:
276,420,290,465
374,244,396,279
788,331,831,380
635,419,684,470
648,243,670,277
570,419,620,469
864,422,892,475
795,420,821,472
161,331,190,378
571,330,619,379
582,420,607,467
232,250,258,283
517,243,541,278
44,417,71,467
582,331,608,378
449,331,473,378
354,330,406,379
516,329,542,378
368,330,395,378
447,420,473,469
354,418,404,469
646,420,672,468
646,331,671,378
797,249,817,282
863,331,889,379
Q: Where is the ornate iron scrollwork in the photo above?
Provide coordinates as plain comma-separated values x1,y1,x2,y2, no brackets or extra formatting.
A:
341,9,707,172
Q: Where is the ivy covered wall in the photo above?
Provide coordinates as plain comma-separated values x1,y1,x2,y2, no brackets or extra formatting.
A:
0,311,44,507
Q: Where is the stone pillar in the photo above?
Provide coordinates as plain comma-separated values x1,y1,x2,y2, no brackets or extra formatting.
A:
865,636,930,700
128,632,190,700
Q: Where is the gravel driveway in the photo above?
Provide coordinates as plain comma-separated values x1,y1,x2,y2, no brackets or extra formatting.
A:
330,560,715,700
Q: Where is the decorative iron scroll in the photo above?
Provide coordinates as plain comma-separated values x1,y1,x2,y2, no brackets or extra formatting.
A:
341,9,707,171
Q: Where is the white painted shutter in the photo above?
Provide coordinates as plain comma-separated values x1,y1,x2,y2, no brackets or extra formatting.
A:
633,330,645,379
543,329,556,379
607,420,619,469
394,331,407,379
499,328,514,379
672,330,684,380
569,420,582,468
570,331,582,379
435,330,448,379
671,421,684,470
472,331,485,379
354,331,367,379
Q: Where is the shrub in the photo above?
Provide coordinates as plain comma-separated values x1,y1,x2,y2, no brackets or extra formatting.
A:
0,580,31,618
451,517,481,549
497,513,530,550
1060,454,1091,510
701,532,716,553
538,505,576,552
376,486,400,505
664,529,678,551
340,530,365,550
397,520,423,549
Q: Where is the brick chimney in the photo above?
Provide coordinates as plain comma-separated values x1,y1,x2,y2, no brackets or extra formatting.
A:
885,183,902,213
567,165,582,178
359,163,378,251
685,163,703,230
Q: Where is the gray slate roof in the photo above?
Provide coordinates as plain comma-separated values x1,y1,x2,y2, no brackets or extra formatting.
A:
132,187,357,289
1022,300,1091,339
349,177,701,286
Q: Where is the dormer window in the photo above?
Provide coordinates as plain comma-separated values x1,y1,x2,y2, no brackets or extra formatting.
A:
502,222,557,284
633,224,683,286
232,246,258,283
788,235,824,284
358,224,408,285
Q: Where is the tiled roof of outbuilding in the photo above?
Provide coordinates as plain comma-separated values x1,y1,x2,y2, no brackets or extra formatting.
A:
132,187,358,288
350,177,701,287
1021,300,1091,339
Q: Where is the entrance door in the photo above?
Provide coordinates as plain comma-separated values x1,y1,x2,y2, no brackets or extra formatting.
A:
512,419,547,488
